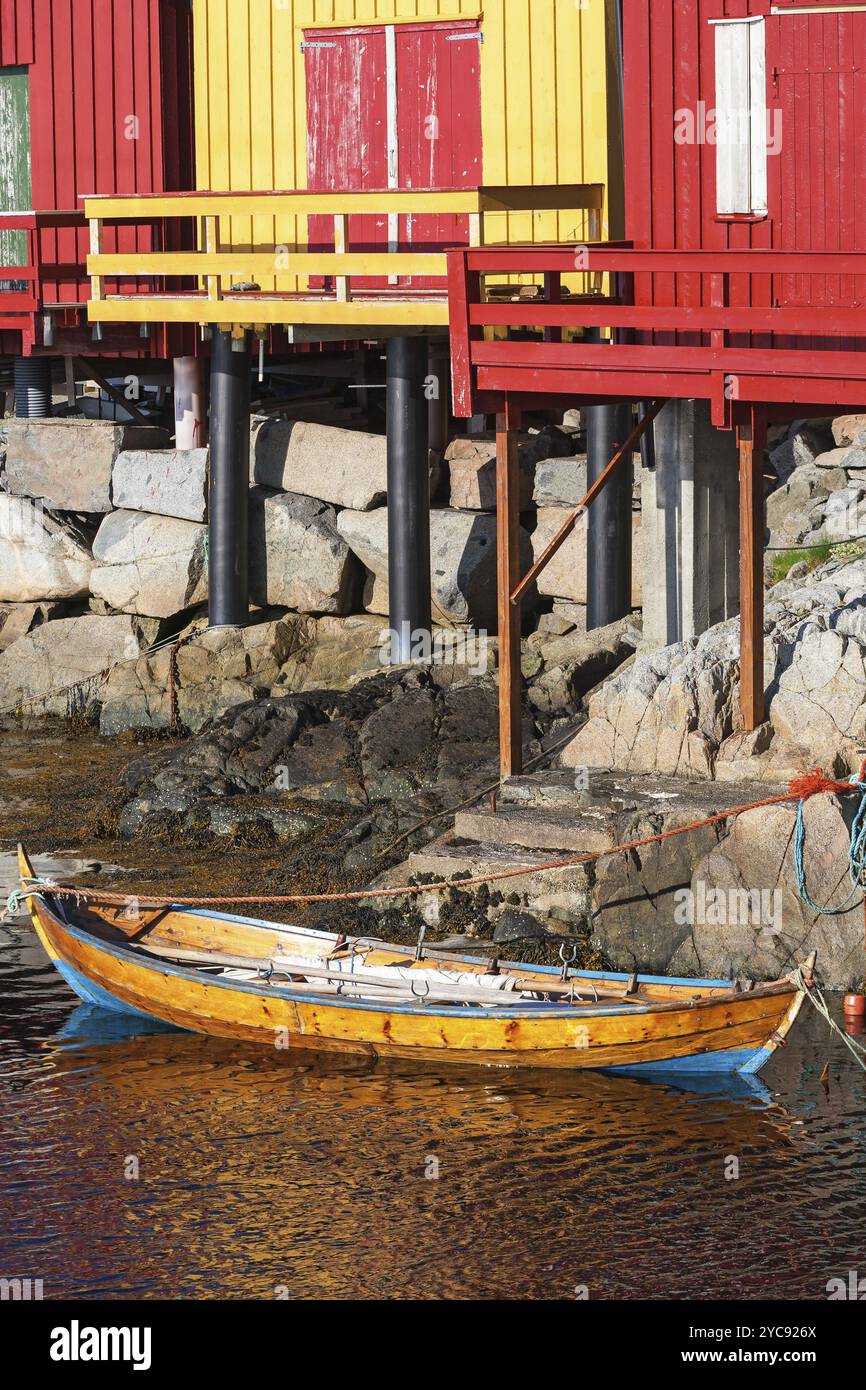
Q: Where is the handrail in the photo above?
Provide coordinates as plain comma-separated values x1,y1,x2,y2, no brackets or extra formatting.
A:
446,241,866,418
0,209,86,232
83,184,604,220
0,210,92,342
83,183,606,330
463,245,866,274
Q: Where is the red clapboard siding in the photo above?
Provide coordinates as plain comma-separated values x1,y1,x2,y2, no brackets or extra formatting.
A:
0,0,34,66
0,0,192,353
622,0,866,352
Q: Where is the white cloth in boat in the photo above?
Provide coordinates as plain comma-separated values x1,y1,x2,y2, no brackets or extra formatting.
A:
274,953,519,1000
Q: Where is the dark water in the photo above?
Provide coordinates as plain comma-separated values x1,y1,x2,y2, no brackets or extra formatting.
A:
1,925,864,1301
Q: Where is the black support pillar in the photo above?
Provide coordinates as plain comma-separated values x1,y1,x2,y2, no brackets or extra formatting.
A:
14,356,52,418
585,401,633,631
208,329,251,629
386,335,431,663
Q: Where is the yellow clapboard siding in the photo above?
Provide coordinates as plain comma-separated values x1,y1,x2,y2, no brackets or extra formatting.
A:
191,0,619,263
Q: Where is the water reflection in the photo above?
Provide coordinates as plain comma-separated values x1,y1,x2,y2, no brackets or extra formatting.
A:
2,925,864,1300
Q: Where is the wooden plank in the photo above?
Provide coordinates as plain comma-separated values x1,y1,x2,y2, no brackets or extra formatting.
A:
496,401,523,781
464,249,866,273
467,301,866,336
87,297,451,328
88,221,104,303
446,246,478,416
738,414,766,731
90,251,450,278
468,338,866,379
332,213,349,303
83,190,488,219
202,216,222,303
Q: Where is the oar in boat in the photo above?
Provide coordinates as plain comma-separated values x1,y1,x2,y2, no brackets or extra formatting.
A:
138,941,634,1008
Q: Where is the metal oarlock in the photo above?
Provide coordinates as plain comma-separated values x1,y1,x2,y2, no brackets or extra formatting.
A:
559,942,578,981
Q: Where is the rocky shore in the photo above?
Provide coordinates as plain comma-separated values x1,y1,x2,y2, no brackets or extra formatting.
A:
3,410,866,990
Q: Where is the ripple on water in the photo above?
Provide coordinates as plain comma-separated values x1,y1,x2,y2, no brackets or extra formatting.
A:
1,924,865,1300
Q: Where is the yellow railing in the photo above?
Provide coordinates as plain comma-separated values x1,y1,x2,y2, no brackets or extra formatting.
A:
84,185,604,332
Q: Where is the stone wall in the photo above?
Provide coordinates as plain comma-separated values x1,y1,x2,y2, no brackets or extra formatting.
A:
1,411,636,727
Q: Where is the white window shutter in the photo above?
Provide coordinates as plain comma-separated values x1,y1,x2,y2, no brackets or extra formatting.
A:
714,18,768,216
749,21,768,215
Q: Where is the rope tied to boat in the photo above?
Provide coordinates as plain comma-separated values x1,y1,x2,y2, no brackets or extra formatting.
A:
0,889,24,935
1,879,62,933
793,964,866,1075
14,762,866,916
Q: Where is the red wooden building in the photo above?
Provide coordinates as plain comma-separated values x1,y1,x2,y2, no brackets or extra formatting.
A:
0,0,193,362
448,0,866,777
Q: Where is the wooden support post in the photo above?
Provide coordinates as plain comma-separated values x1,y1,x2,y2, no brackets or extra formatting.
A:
333,213,349,303
738,411,767,731
496,401,523,781
203,216,222,303
88,218,104,303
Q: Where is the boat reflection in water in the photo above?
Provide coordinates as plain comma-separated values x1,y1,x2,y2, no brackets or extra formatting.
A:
54,1001,777,1107
3,926,864,1303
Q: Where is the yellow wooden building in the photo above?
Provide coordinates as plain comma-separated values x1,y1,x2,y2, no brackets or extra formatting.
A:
85,0,623,336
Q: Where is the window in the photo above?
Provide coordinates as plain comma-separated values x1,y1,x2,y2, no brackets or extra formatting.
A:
712,17,768,217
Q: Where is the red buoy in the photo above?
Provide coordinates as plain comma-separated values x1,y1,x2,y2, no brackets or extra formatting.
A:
843,994,866,1019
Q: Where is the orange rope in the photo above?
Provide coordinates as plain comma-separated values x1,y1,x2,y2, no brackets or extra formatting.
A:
24,767,865,911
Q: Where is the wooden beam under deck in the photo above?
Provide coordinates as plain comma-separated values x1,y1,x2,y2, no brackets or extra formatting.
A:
496,401,523,781
738,412,767,732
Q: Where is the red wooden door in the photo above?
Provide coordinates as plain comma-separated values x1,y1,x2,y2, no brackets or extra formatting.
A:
304,19,482,291
767,9,866,311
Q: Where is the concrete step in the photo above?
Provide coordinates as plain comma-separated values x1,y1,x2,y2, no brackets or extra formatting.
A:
499,768,790,821
401,837,558,883
454,805,616,855
500,770,593,812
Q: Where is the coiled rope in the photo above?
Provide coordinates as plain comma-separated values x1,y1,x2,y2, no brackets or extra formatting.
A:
794,764,866,915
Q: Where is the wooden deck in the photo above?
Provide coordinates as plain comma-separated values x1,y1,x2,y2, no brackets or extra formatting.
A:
83,185,604,338
446,242,866,778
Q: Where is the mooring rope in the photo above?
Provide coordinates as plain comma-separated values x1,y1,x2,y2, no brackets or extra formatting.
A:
7,767,866,912
795,965,866,1075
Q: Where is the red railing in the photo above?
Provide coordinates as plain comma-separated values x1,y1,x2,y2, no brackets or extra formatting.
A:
0,210,88,348
447,245,866,424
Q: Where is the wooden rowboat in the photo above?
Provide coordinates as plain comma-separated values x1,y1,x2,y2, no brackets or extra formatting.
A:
18,846,814,1076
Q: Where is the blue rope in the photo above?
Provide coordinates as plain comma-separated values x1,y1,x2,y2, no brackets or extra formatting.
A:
795,774,866,915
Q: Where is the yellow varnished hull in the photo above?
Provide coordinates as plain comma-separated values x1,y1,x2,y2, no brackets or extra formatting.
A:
22,862,808,1076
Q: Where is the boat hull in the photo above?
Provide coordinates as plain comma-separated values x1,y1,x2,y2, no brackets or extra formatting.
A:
27,894,806,1075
